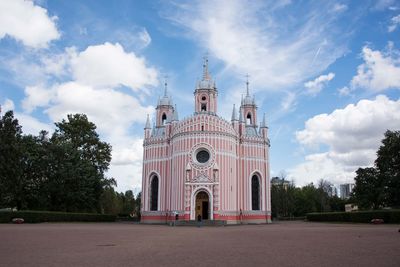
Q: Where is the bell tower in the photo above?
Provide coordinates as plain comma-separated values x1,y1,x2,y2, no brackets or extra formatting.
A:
194,56,218,115
156,79,174,127
240,76,257,126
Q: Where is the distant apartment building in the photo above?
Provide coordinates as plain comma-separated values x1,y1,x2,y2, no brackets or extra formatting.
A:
271,177,291,190
327,184,338,197
340,183,355,199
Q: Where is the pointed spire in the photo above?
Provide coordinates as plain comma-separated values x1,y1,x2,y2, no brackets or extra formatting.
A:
261,113,267,128
145,114,151,129
239,107,244,122
202,53,210,80
163,75,168,97
246,74,250,97
231,104,238,121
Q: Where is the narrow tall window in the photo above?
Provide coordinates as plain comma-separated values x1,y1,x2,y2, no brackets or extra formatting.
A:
150,176,159,211
251,175,260,210
161,113,167,125
246,113,252,125
201,103,207,112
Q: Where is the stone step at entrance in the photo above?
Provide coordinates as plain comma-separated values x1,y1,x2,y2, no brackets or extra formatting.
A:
171,220,227,226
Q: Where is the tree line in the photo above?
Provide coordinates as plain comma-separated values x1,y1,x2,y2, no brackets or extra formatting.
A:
353,130,400,209
271,179,347,218
272,130,400,217
0,110,140,216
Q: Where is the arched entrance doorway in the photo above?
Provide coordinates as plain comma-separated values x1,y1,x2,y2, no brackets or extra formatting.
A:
195,191,210,220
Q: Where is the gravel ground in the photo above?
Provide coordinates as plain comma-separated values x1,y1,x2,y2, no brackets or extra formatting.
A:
0,221,399,267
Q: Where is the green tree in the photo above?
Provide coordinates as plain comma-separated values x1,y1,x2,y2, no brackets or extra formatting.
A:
100,186,122,214
317,179,331,212
121,190,135,215
49,114,114,212
353,167,384,209
294,183,319,216
135,192,141,219
19,132,51,210
353,130,400,209
375,130,400,208
0,111,23,209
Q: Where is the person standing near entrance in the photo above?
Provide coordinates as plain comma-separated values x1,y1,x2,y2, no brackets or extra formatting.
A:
197,214,202,228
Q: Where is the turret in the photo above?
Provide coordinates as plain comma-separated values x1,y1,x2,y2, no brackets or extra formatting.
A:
156,79,174,127
194,55,218,114
240,76,257,127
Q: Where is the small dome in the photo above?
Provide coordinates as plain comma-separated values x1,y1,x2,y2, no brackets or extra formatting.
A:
159,95,172,106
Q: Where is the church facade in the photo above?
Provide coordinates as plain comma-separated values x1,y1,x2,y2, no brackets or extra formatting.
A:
141,59,271,224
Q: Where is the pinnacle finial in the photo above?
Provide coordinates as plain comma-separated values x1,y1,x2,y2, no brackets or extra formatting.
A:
173,104,179,121
145,114,151,129
261,113,267,128
231,104,238,121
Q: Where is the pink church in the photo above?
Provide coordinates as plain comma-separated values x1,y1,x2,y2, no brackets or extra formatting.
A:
141,59,271,224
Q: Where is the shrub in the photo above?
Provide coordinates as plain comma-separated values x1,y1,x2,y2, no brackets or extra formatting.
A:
0,210,116,223
306,210,400,223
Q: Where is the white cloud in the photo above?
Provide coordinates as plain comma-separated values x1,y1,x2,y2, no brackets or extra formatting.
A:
165,0,348,90
281,91,296,112
351,45,400,91
113,27,152,50
109,136,144,191
333,3,347,13
40,50,72,77
17,41,160,192
111,137,144,166
138,28,152,48
44,82,154,136
338,86,351,96
16,113,53,136
373,0,396,11
1,99,15,112
304,72,335,96
70,42,158,91
290,95,400,186
388,14,400,32
22,85,54,112
108,161,143,194
0,0,60,48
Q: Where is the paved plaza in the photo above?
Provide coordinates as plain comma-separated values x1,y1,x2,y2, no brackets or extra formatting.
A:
1,221,399,267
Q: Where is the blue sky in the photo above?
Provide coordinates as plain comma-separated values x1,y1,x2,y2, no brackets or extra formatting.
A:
1,0,400,193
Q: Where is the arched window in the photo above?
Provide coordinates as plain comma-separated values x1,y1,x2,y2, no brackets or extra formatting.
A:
251,175,260,210
201,103,207,112
246,113,252,125
161,113,167,125
150,176,159,211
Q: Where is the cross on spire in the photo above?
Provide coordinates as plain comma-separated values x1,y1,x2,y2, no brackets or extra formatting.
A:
202,52,210,80
245,73,250,97
163,75,169,97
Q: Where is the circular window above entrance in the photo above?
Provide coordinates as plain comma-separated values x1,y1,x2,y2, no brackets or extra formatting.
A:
196,149,210,163
189,143,215,170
